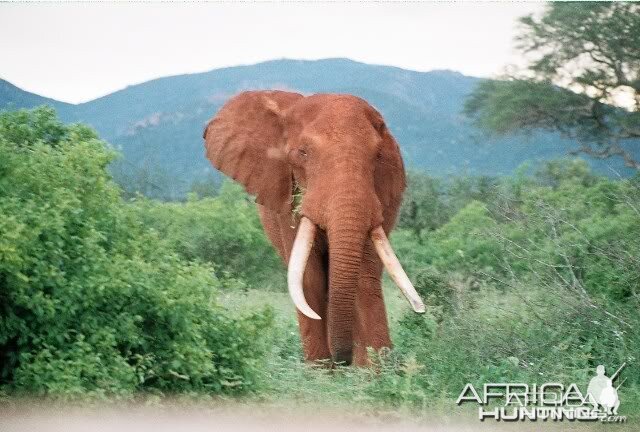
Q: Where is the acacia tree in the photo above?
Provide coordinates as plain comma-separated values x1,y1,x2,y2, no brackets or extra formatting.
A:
465,2,640,169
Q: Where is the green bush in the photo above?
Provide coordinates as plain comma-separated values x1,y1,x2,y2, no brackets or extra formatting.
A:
396,161,640,303
380,160,640,412
128,183,284,290
0,107,271,398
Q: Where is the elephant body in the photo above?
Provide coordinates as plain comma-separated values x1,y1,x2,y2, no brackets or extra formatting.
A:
204,91,421,366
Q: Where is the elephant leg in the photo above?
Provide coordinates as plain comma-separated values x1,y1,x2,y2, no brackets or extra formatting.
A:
353,239,391,366
278,216,331,362
296,245,331,362
258,206,330,362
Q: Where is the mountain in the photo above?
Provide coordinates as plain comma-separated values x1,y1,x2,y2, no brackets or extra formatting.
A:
0,79,72,112
1,59,637,198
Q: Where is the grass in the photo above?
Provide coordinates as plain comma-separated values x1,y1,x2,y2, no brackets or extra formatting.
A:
218,278,416,403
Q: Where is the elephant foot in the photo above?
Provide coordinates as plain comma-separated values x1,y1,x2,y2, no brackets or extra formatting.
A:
331,349,353,366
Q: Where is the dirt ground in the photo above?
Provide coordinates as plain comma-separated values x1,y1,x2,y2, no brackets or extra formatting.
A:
0,403,631,432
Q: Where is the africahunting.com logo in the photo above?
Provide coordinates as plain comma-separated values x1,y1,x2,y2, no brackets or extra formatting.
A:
457,363,627,423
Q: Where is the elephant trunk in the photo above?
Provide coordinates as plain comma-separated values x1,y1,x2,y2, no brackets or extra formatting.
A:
325,194,369,365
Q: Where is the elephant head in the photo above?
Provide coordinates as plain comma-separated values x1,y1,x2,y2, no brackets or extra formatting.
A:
203,90,424,363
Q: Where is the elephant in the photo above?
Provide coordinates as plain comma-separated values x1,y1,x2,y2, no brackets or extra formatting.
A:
203,90,425,366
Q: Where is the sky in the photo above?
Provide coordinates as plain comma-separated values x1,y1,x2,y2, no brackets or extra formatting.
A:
1,2,545,104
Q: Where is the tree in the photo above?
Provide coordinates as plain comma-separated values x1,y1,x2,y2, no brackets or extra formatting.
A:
398,171,450,242
188,173,220,199
465,2,640,169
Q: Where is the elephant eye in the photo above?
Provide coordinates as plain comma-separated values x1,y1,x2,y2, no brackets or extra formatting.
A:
299,148,308,157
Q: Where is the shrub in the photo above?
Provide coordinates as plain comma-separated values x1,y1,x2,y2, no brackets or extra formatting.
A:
382,160,640,412
0,107,270,398
128,182,284,290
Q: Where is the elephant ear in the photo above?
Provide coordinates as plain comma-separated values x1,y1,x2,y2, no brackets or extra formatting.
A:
371,111,406,225
204,90,304,213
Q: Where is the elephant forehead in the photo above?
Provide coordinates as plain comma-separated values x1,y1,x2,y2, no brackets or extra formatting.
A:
289,94,382,129
291,110,381,152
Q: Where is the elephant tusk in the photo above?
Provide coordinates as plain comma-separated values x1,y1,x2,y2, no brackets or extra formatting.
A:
288,217,322,320
371,226,426,314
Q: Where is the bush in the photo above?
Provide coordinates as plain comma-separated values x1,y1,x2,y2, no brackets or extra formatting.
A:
396,161,640,303
128,183,284,290
381,160,640,412
0,107,271,398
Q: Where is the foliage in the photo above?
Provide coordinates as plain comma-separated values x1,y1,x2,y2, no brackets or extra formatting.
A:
465,2,640,169
398,171,450,241
382,160,640,411
390,284,640,405
397,161,640,302
188,174,220,199
110,159,182,201
128,182,284,290
0,107,271,398
397,171,501,241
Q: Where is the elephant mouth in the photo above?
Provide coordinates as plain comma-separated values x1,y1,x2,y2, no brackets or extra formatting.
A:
287,216,426,320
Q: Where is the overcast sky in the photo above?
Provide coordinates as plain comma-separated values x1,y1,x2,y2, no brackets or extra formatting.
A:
1,2,545,104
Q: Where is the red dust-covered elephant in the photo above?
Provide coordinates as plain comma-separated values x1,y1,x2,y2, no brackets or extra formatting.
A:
203,91,424,366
